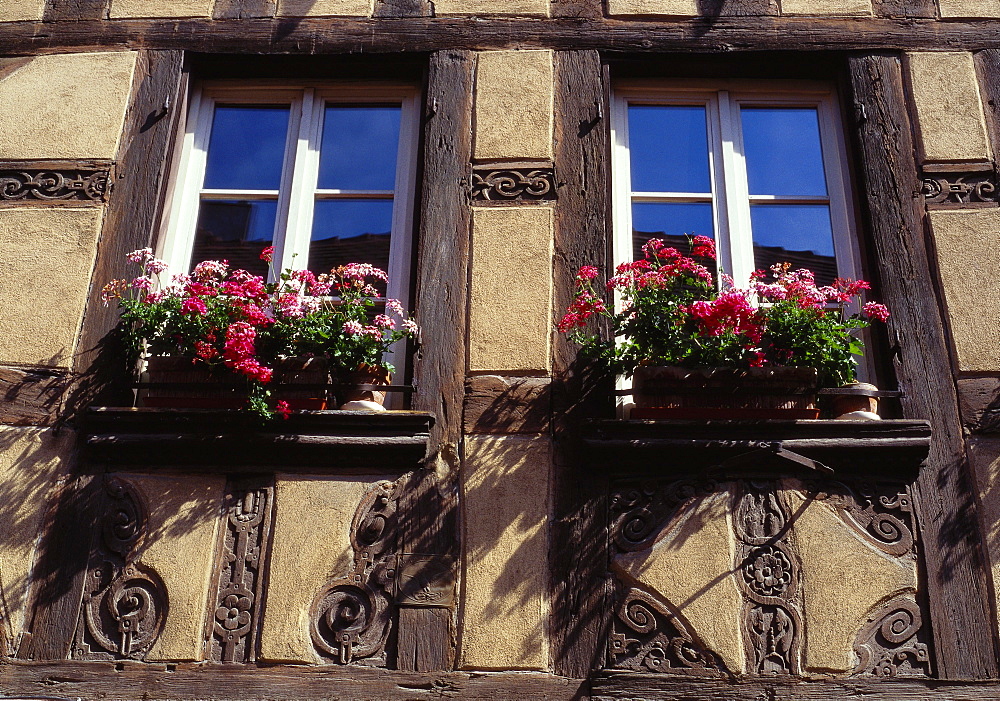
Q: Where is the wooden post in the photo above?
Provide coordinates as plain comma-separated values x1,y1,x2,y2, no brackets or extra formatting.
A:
848,52,999,680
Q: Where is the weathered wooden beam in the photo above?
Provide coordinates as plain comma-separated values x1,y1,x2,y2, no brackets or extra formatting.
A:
550,49,614,680
0,365,70,426
42,0,108,22
848,52,999,680
873,0,936,18
6,17,1000,56
372,0,431,17
464,376,551,434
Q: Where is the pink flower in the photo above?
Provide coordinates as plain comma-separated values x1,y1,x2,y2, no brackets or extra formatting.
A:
194,341,217,359
373,314,395,330
146,258,169,275
131,276,153,291
692,235,716,260
863,301,890,322
260,246,274,262
127,248,153,264
275,400,291,420
181,297,207,315
193,259,229,281
343,321,363,335
385,299,405,316
402,319,419,335
577,266,599,281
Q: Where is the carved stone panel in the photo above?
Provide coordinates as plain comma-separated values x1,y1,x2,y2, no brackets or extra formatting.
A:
471,163,556,201
921,164,999,208
207,479,274,663
853,597,932,677
73,477,167,661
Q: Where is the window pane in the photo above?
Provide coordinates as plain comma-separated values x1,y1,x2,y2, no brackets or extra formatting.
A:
741,107,827,197
750,204,837,285
318,105,401,191
631,202,714,262
203,106,290,191
309,200,394,291
628,105,711,194
191,199,277,277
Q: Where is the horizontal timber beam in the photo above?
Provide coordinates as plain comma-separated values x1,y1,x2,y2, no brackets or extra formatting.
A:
4,17,1000,55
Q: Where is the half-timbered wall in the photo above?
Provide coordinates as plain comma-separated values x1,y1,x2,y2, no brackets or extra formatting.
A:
2,2,1000,699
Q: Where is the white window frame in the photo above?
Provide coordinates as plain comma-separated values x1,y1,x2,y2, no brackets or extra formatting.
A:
157,81,421,391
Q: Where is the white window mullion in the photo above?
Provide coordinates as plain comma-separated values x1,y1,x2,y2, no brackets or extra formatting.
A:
705,91,728,289
610,94,635,271
720,92,755,287
273,90,312,276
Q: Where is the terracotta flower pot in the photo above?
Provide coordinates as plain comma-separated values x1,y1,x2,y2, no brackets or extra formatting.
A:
339,364,391,411
629,366,821,420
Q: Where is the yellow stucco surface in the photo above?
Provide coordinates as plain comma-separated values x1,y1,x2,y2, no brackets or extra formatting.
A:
605,0,699,15
0,427,75,650
0,208,103,369
109,0,213,17
0,51,136,160
780,0,871,14
469,207,554,374
1,0,45,21
461,436,550,670
928,208,1000,372
474,50,554,161
277,0,372,15
788,487,915,674
906,52,992,163
434,0,548,15
259,475,390,663
117,473,225,662
612,488,745,674
938,0,1000,17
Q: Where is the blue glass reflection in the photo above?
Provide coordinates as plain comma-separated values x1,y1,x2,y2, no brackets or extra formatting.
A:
750,204,837,285
628,105,711,194
309,200,394,285
203,106,290,191
318,106,401,191
191,199,277,277
631,202,714,261
741,107,827,197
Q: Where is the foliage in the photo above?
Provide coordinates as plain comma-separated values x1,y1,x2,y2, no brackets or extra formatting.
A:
558,236,890,387
103,246,418,419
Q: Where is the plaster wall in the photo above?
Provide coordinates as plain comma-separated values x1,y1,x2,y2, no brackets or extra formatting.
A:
605,0,699,16
123,473,226,662
109,0,213,17
0,427,75,649
468,207,554,374
938,0,1000,17
906,51,992,163
473,50,554,161
1,0,44,20
927,208,1000,372
276,0,373,16
0,208,103,369
434,0,548,16
259,475,391,663
779,0,871,14
0,51,136,160
461,435,550,670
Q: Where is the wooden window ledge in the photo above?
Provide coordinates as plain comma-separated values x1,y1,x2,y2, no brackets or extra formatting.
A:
581,419,931,481
83,407,434,473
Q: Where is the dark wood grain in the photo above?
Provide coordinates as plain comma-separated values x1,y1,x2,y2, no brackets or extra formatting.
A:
212,0,276,19
373,0,431,17
396,607,451,672
694,0,779,15
550,0,603,19
550,49,614,680
411,49,473,459
69,50,185,413
957,377,1000,433
464,376,551,434
0,365,70,426
849,52,999,680
873,0,937,18
42,0,107,21
974,50,1000,171
8,17,1000,56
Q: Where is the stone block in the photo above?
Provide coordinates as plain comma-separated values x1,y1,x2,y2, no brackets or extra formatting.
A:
0,51,137,160
0,209,102,369
469,207,553,374
277,0,372,15
906,52,992,163
968,437,1000,637
0,427,75,647
461,435,550,669
474,50,553,161
434,0,548,15
109,0,213,17
259,475,393,663
927,208,1000,372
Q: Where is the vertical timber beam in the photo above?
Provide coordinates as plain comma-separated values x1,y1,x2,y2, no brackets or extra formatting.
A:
404,49,475,671
43,0,109,21
72,50,186,410
550,49,613,679
848,52,999,680
974,50,1000,170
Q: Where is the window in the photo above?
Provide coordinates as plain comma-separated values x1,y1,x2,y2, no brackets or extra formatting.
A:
158,82,420,381
611,81,861,289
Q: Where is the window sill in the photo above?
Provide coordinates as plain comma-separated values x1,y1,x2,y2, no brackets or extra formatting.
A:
83,406,434,474
581,418,931,481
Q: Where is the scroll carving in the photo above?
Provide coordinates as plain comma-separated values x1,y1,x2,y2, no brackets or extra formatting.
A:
311,480,399,665
471,165,556,201
609,479,717,553
0,169,109,202
73,477,167,660
853,597,932,677
733,480,802,675
807,481,915,557
608,586,724,674
921,168,998,206
208,482,274,663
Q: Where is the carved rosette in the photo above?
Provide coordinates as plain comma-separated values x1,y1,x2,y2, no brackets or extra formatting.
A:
0,169,109,202
609,479,717,553
853,597,932,677
733,480,803,675
208,482,274,663
471,164,556,201
311,480,399,665
73,477,167,661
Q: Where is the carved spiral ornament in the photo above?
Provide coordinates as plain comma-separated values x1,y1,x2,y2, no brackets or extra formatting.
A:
83,564,167,659
471,166,555,201
853,597,931,677
0,170,108,202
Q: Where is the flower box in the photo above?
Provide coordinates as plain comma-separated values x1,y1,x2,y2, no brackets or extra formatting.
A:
629,366,820,420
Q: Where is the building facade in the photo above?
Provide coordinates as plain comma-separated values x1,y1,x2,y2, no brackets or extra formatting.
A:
1,1,1000,699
